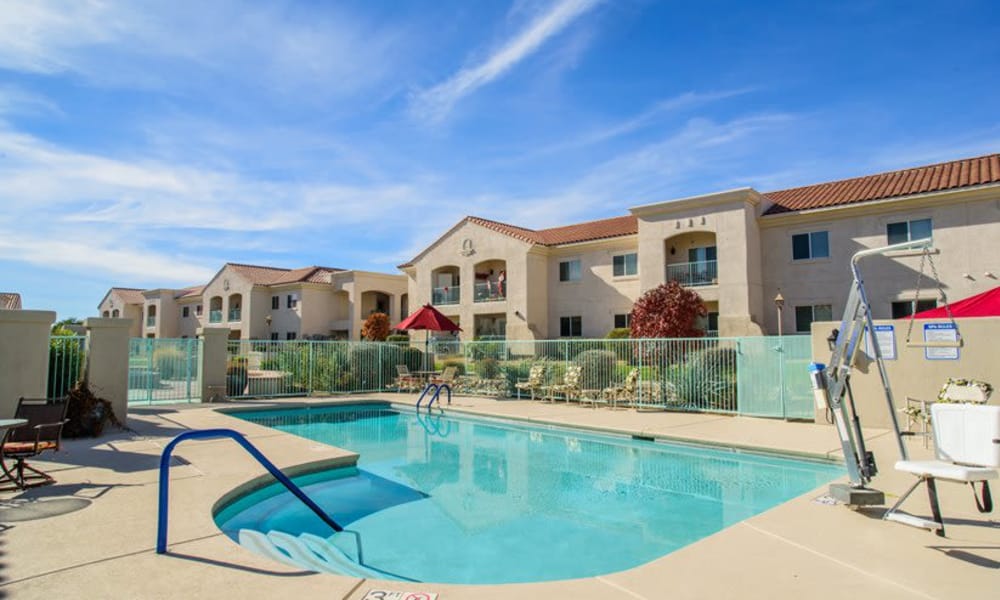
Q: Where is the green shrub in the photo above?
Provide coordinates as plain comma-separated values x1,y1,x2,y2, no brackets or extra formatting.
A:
386,334,410,345
469,340,507,361
48,336,84,398
605,328,630,339
226,357,248,396
441,358,467,376
349,342,402,390
153,346,191,380
476,357,500,379
573,349,617,390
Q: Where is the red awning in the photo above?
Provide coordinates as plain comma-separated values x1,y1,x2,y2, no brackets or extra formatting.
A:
396,304,462,332
910,285,1000,318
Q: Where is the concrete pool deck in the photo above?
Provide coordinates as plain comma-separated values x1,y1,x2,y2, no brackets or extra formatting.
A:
1,394,997,599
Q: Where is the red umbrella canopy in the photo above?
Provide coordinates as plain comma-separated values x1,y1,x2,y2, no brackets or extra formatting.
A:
396,304,462,332
910,285,1000,318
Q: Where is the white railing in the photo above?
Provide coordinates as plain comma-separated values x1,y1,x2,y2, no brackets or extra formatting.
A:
665,260,718,287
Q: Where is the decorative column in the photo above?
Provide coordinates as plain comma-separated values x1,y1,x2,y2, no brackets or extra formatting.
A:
0,310,56,416
198,327,230,401
84,317,132,423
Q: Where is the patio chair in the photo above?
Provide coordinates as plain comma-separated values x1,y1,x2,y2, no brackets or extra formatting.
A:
514,364,546,400
1,397,70,490
602,368,639,409
394,365,420,393
885,402,999,537
543,365,582,403
430,366,458,387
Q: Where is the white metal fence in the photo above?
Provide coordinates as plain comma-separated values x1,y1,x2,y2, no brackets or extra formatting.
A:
220,336,815,419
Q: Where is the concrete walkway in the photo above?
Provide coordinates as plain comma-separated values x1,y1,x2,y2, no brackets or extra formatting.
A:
1,394,997,599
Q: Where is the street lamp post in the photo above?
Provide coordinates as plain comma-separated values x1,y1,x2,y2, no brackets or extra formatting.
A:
774,291,785,337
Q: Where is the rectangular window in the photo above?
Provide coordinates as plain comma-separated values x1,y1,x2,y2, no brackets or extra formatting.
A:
795,304,833,333
613,313,631,329
612,253,638,277
271,296,280,310
195,304,203,316
286,294,298,309
891,299,937,319
559,259,581,282
182,306,190,318
270,332,279,341
286,332,297,340
887,218,932,245
792,231,830,260
560,316,582,337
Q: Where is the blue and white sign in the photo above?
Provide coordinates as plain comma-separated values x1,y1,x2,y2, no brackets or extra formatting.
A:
865,324,896,360
923,322,960,360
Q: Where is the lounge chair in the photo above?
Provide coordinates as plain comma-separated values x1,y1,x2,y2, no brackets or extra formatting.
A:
430,366,458,387
394,365,420,393
514,364,546,400
885,402,1000,536
1,397,70,490
543,365,582,403
602,368,639,409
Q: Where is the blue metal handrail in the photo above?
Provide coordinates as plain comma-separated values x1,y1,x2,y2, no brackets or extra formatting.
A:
156,428,343,554
415,383,451,410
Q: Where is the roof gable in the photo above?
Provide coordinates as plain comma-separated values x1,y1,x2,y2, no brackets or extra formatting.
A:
763,153,1000,215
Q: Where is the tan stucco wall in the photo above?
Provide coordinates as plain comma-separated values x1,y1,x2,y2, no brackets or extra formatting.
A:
176,297,204,338
763,187,1000,335
98,293,142,337
546,238,640,338
408,221,535,341
634,189,765,336
84,317,131,423
202,266,255,339
810,317,1000,430
0,310,55,416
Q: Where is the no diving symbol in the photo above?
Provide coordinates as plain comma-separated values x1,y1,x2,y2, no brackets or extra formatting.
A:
403,594,434,600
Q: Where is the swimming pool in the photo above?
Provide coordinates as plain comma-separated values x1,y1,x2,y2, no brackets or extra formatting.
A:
215,403,842,583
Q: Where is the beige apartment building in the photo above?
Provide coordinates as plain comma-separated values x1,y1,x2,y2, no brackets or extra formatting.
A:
98,263,408,341
401,153,1000,341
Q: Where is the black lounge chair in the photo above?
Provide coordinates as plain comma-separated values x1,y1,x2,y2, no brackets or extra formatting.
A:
1,397,69,490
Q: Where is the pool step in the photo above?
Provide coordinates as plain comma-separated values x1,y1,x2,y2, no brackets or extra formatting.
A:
237,529,395,579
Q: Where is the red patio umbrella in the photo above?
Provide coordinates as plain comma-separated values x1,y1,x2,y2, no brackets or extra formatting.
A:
396,304,462,370
910,285,1000,318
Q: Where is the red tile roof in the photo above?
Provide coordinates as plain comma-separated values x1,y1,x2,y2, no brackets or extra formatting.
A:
111,287,146,305
763,153,1000,215
467,215,638,246
175,285,205,299
1,292,22,310
227,263,342,286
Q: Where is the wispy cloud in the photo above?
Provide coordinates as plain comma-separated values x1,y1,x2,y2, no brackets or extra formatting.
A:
411,0,602,122
0,85,63,117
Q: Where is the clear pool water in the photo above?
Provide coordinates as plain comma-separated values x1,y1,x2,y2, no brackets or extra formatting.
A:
216,404,842,584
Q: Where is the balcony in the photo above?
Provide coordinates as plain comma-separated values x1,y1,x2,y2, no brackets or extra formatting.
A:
209,310,223,323
432,286,460,305
145,316,156,327
666,260,718,287
228,308,242,322
474,282,506,303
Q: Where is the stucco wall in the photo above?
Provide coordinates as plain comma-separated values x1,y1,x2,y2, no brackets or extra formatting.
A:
0,310,55,416
763,187,1000,335
810,316,1000,430
545,238,640,338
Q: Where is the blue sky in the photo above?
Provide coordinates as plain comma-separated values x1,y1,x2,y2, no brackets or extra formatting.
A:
1,0,997,320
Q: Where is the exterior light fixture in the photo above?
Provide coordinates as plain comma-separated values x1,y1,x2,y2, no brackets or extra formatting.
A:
774,291,785,336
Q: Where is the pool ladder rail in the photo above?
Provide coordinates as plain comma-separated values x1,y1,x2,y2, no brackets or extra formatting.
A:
156,428,416,581
416,383,451,410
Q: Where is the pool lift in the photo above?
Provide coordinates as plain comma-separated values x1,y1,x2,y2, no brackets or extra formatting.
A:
808,237,962,507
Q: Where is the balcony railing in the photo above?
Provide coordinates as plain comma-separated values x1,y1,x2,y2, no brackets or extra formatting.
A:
432,286,460,305
666,260,718,287
228,308,242,322
474,282,506,303
146,316,156,327
209,309,223,323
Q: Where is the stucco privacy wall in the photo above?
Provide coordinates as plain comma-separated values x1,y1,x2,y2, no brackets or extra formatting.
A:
810,316,1000,429
0,310,55,416
84,318,131,423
